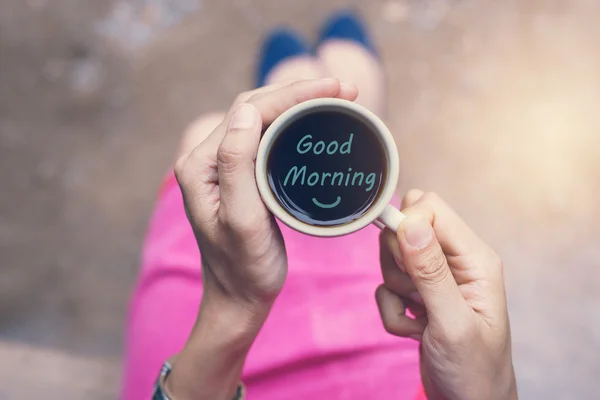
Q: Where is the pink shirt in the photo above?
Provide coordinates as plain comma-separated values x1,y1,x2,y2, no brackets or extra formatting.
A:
121,175,424,399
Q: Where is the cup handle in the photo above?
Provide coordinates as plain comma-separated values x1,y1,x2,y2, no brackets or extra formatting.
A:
377,204,406,232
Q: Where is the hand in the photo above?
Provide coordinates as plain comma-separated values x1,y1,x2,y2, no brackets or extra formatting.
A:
175,78,358,310
376,190,517,400
167,78,359,400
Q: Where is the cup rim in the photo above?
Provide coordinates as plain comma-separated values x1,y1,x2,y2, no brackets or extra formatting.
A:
255,98,399,237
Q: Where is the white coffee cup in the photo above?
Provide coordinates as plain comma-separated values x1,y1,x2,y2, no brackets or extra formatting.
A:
255,98,405,237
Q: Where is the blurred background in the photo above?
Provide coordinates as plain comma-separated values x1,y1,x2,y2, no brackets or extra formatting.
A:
0,0,599,398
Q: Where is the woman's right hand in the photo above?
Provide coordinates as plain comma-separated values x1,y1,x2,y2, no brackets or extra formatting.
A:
377,191,518,400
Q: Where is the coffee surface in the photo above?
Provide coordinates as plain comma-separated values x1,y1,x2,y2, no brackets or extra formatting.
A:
266,110,387,227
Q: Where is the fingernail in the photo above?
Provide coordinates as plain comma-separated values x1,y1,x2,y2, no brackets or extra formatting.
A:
409,334,422,341
403,217,432,250
409,292,424,304
230,103,258,130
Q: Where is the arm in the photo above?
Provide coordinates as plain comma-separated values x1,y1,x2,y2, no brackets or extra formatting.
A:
154,78,358,400
165,296,270,399
377,190,518,400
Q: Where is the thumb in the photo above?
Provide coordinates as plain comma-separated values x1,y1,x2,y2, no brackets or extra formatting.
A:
216,103,264,226
397,216,467,325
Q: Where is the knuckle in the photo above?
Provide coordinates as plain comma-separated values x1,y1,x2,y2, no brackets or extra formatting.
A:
175,147,214,191
245,91,265,105
382,318,397,335
288,80,305,90
234,90,254,105
174,155,188,182
405,189,424,202
276,78,297,87
381,312,407,337
413,250,450,285
376,288,406,336
402,189,424,209
174,155,194,188
288,81,308,101
406,189,424,198
420,191,442,205
187,146,211,167
216,143,242,170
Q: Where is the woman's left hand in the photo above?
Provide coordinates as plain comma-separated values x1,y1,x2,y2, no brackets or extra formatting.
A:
166,78,359,400
175,78,358,310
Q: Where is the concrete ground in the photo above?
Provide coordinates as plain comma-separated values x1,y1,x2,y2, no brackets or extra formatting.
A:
1,0,599,398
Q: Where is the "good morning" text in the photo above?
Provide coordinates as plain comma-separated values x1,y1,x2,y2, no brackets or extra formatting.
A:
282,134,377,192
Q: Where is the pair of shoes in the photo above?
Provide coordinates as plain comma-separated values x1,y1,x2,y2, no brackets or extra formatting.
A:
256,10,376,88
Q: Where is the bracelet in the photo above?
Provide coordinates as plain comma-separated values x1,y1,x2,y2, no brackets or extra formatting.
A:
152,359,245,400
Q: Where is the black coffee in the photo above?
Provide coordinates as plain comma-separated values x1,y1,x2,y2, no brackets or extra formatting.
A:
266,109,387,227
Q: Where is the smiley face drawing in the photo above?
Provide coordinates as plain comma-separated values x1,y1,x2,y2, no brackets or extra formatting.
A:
312,196,341,209
266,111,387,227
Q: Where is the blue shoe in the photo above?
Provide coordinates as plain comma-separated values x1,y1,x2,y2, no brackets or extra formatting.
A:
318,11,377,56
256,29,310,88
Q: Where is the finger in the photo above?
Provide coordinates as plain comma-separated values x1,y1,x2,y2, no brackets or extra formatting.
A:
380,229,416,293
375,285,425,340
201,78,359,151
216,103,265,231
246,78,358,125
380,228,403,266
264,57,328,85
175,81,293,161
184,81,303,156
229,78,355,117
406,301,427,318
175,78,359,225
401,189,424,210
230,80,299,109
174,80,314,188
380,229,426,316
402,192,489,258
396,215,469,325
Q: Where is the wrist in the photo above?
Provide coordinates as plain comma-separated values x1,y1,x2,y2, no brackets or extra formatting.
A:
498,362,518,400
422,357,517,400
195,287,273,348
468,363,517,400
471,360,518,400
164,291,272,400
